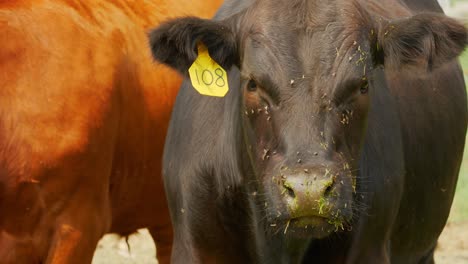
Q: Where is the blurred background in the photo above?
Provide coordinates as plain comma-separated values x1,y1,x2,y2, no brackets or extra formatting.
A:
436,1,468,263
91,1,468,263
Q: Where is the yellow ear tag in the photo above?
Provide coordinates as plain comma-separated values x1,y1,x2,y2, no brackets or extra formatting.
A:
188,43,229,97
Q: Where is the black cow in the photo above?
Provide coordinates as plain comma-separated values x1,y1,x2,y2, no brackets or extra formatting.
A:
149,0,467,263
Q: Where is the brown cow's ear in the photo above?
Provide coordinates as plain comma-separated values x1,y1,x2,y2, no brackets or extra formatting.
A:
148,17,238,75
374,13,467,71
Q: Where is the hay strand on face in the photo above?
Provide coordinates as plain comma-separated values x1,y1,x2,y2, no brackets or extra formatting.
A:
284,220,291,234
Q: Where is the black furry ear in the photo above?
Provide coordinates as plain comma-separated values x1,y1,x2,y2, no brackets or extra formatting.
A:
148,17,238,75
374,13,467,71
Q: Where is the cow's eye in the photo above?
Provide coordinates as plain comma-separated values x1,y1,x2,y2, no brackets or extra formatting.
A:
247,79,258,92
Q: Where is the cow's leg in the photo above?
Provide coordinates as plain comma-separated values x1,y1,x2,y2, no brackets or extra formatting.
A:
0,231,41,264
0,151,113,264
45,196,111,264
0,180,47,263
418,245,435,264
1,172,111,264
148,219,173,264
41,138,115,264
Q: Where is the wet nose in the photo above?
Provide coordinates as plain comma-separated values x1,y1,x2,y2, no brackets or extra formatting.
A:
281,171,336,217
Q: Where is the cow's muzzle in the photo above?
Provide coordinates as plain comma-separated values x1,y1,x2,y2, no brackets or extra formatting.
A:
278,167,353,238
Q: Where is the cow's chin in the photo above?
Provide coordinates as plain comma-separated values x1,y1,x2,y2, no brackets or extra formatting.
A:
282,216,341,239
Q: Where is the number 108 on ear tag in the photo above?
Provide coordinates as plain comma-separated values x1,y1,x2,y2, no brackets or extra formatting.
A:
188,43,229,97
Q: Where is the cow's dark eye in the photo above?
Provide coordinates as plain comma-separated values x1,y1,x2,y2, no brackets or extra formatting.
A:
247,79,257,92
360,82,369,94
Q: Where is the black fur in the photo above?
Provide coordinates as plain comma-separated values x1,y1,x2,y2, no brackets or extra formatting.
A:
148,17,238,75
376,13,468,71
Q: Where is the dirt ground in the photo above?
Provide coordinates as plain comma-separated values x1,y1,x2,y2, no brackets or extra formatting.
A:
92,221,468,263
92,229,157,264
434,221,468,264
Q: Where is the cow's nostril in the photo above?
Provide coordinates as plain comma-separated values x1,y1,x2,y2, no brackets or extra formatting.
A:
283,184,296,198
323,179,334,197
324,184,333,196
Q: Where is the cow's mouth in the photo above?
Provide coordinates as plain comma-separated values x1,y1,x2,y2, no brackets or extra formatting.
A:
283,215,344,239
292,215,328,227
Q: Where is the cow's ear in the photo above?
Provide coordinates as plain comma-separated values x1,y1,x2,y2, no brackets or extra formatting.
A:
374,13,467,71
148,17,238,75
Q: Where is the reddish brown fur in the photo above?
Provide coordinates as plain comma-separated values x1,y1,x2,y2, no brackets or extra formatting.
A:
0,0,223,263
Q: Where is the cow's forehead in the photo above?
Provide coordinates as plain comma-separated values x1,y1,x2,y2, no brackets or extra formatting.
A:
240,1,371,88
246,0,360,31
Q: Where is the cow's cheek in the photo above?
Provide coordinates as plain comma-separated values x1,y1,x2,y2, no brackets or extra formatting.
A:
243,92,277,167
343,98,369,159
335,98,370,197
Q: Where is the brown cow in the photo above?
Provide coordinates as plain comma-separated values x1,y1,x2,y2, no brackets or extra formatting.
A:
0,0,223,263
